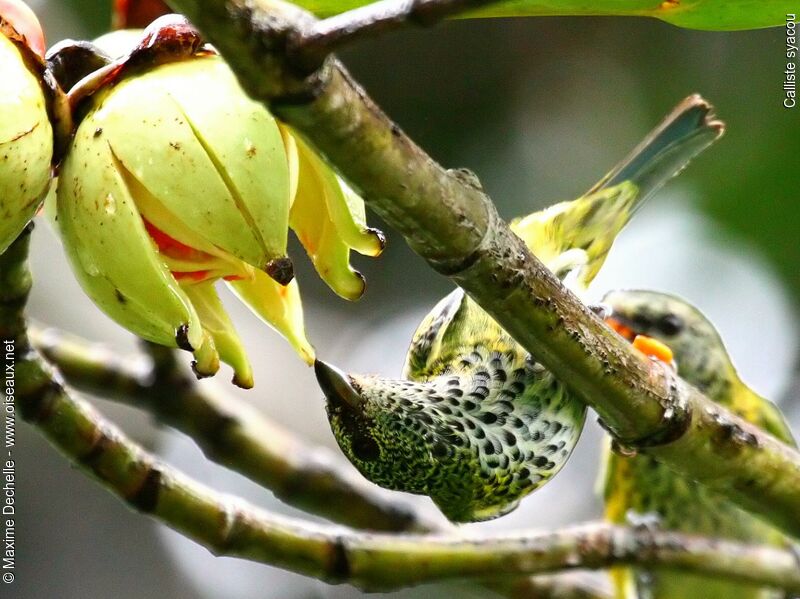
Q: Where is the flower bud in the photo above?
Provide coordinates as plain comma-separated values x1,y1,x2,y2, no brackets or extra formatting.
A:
54,19,383,387
0,0,53,254
0,0,44,57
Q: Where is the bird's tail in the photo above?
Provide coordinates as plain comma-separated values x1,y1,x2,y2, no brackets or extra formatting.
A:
511,95,724,289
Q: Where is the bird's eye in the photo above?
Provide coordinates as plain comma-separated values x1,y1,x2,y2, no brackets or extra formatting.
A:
657,313,684,336
351,433,380,462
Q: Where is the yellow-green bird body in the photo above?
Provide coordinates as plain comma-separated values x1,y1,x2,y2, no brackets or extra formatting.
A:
602,290,796,599
316,96,723,523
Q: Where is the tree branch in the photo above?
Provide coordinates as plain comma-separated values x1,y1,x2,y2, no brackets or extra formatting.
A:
14,356,800,592
31,328,610,598
163,0,800,538
287,0,504,72
4,230,796,597
29,326,433,532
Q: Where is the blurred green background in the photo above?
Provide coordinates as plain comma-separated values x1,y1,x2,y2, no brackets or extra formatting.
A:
11,1,800,598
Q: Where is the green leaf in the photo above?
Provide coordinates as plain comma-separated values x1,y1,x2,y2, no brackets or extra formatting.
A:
291,0,793,31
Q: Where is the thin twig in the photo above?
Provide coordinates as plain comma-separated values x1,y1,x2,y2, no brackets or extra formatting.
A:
288,0,502,72
164,0,800,538
14,358,800,592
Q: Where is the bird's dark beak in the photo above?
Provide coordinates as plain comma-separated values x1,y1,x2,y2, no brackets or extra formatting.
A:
314,360,365,411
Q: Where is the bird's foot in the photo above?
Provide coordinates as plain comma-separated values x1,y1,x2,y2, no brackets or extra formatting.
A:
588,302,612,320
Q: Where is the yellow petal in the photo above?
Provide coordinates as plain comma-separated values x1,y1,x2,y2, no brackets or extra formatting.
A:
183,281,254,388
191,329,220,380
294,132,384,257
288,137,366,301
278,124,299,209
227,270,315,365
98,57,291,271
56,110,206,351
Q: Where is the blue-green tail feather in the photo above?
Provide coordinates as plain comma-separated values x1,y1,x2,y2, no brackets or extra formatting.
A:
588,93,724,206
512,95,724,289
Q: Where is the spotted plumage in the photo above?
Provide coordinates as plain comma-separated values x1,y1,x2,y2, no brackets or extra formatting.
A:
321,289,585,521
317,96,723,523
602,290,796,599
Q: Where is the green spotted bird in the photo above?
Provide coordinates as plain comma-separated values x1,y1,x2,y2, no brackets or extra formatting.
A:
315,95,723,523
602,289,796,599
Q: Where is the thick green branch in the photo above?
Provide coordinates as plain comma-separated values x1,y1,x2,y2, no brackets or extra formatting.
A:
164,0,800,537
15,360,800,592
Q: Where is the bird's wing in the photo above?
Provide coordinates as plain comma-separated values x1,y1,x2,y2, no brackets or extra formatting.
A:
754,395,797,448
511,95,723,290
729,381,797,447
404,97,724,379
403,288,467,379
511,183,639,289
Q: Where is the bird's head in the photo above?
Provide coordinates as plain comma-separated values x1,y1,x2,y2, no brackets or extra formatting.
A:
603,289,734,392
314,359,541,522
315,360,452,497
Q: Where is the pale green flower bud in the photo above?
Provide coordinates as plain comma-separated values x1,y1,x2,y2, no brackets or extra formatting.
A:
0,1,53,254
53,19,384,387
